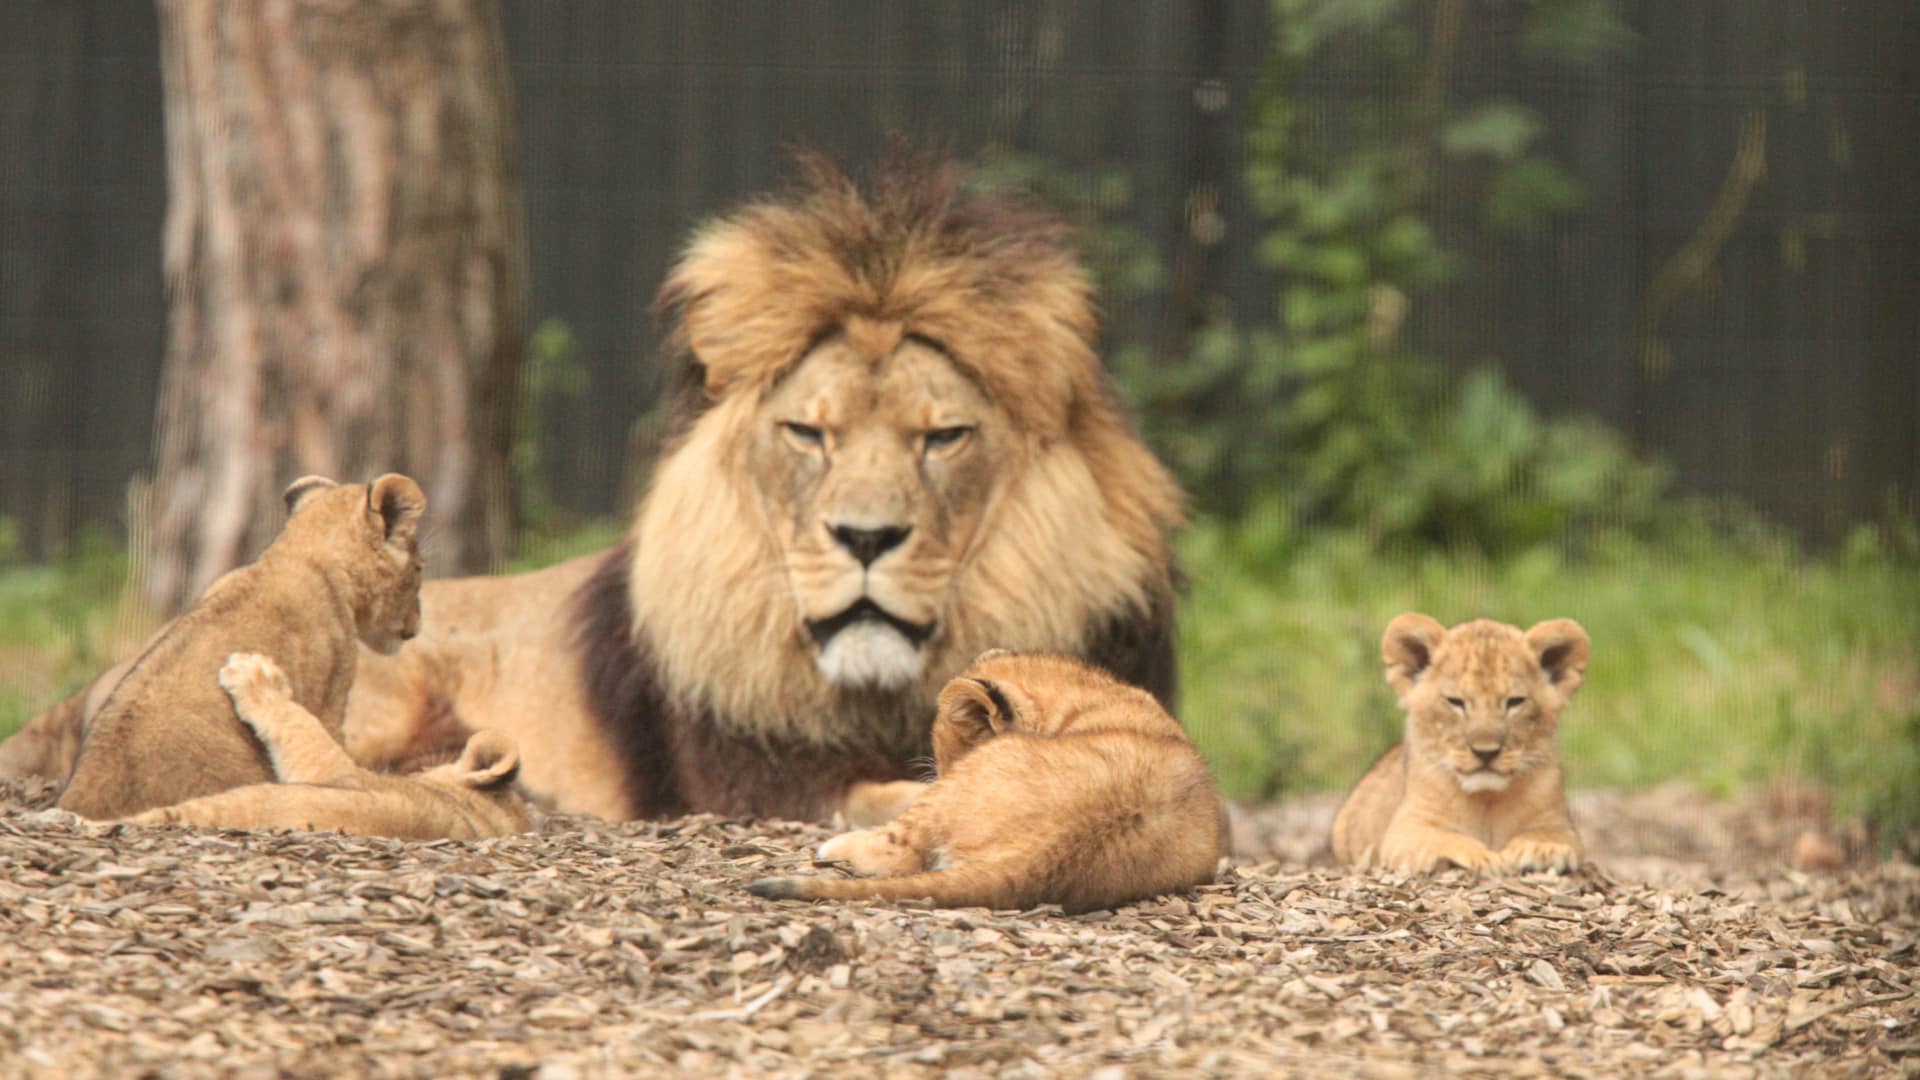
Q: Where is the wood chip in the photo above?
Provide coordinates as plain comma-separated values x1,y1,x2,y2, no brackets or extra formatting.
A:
0,777,1913,1074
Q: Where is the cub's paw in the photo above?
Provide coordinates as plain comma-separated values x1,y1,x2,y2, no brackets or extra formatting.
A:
1381,834,1497,875
219,652,292,704
815,831,861,864
1498,837,1581,873
816,829,920,878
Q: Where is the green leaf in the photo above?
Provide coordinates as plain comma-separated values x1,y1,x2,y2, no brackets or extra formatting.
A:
1441,101,1544,160
1520,0,1636,63
1486,156,1587,232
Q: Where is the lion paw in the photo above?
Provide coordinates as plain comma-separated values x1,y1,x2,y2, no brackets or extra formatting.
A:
1498,838,1581,874
816,829,921,877
219,652,292,705
1381,834,1497,875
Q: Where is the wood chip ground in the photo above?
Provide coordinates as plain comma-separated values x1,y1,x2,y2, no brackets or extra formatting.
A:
2,778,1913,1077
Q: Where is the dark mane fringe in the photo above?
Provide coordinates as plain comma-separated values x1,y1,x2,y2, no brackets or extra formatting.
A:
568,538,924,821
571,540,685,818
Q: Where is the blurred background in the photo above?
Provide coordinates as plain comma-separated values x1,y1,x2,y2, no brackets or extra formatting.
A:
1,2,1914,850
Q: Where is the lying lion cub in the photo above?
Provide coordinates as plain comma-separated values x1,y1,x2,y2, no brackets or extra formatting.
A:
748,651,1221,913
119,653,527,839
57,474,426,820
1331,613,1591,874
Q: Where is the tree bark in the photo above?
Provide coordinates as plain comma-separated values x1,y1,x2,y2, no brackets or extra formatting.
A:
145,0,525,612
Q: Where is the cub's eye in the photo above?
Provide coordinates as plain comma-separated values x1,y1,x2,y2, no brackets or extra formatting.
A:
1443,696,1467,711
781,422,825,448
1505,696,1528,710
922,426,974,453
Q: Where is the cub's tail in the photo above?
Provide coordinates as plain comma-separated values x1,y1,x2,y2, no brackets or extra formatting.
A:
747,864,1034,912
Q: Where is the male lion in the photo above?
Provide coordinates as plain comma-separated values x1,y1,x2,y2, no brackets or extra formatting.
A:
1330,613,1591,874
56,474,426,820
5,156,1185,823
119,653,526,840
748,650,1221,913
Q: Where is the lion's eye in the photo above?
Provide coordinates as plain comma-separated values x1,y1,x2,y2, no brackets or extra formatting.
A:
1505,696,1527,710
1444,696,1467,711
781,422,825,448
923,426,974,453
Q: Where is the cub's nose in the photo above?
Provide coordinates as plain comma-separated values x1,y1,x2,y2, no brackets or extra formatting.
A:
829,523,912,567
1471,744,1502,767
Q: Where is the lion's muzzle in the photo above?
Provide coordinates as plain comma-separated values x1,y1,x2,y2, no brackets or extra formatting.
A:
806,599,936,690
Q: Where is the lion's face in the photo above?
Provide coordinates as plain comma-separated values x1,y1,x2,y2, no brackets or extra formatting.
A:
628,156,1184,752
1383,615,1590,795
750,336,1007,690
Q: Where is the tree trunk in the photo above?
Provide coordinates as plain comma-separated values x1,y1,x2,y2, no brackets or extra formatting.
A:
145,0,525,612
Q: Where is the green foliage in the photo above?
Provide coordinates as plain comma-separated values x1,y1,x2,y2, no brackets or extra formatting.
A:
503,518,626,575
1177,517,1920,854
0,523,131,740
1117,0,1653,555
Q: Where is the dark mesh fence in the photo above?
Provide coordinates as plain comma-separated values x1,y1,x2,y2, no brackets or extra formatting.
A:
1,1,1914,555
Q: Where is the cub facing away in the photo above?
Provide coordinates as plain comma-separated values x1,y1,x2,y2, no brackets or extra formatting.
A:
748,651,1222,914
57,474,426,820
120,653,527,840
1331,613,1591,874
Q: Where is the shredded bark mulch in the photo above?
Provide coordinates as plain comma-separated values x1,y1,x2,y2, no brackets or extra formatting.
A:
2,778,1913,1078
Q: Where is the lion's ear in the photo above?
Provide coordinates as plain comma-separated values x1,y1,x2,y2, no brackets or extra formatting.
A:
367,473,427,548
1525,619,1590,696
454,730,521,789
283,476,338,516
936,675,1018,750
1382,613,1447,699
943,678,1016,734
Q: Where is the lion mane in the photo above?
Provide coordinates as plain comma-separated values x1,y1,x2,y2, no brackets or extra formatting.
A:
573,155,1185,818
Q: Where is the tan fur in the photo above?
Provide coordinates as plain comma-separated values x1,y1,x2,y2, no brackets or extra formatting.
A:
54,475,426,820
0,685,87,782
5,158,1185,823
627,155,1183,750
118,654,525,840
747,652,1221,913
1331,614,1591,874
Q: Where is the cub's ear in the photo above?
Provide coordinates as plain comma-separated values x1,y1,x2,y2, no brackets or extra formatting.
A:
453,730,521,789
935,675,1020,756
367,473,427,548
283,475,338,515
941,677,1017,735
1382,612,1448,699
1525,619,1590,696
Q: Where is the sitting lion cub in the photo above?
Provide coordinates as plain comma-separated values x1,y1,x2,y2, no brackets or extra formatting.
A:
1331,613,1590,874
748,651,1221,913
119,653,527,839
57,474,426,820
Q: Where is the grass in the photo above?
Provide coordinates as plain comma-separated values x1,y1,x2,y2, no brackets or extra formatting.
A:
0,528,150,739
1176,513,1920,849
4,514,1914,847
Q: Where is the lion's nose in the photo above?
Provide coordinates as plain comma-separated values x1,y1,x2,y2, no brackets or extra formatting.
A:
1471,744,1502,766
829,523,912,566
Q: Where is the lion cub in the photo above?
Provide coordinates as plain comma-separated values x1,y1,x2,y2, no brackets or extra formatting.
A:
57,474,426,820
119,653,527,839
1331,613,1590,874
748,651,1221,913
